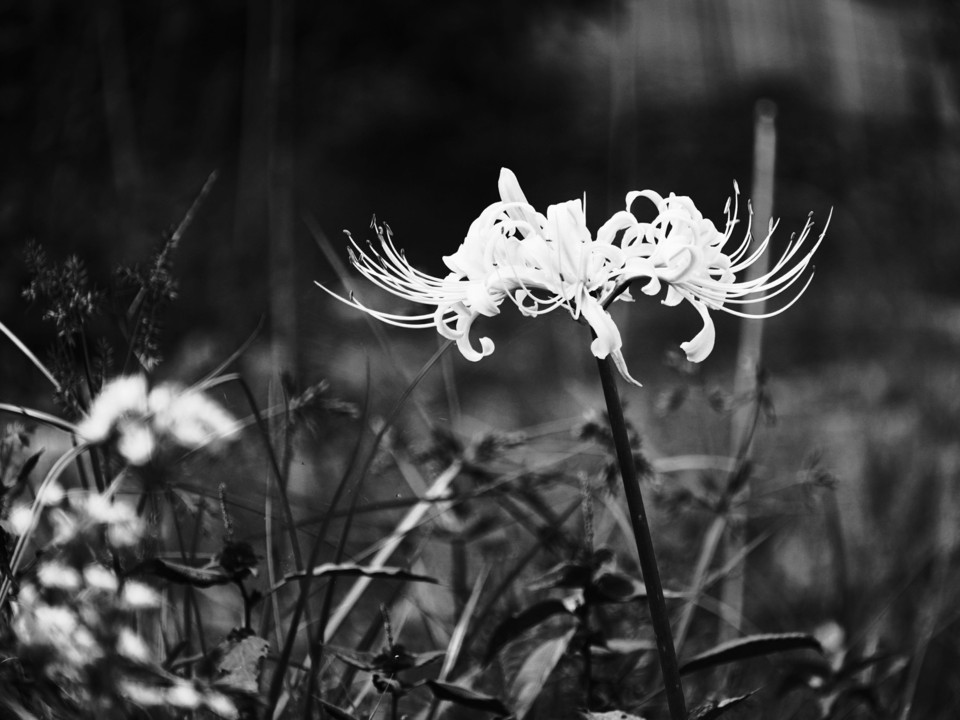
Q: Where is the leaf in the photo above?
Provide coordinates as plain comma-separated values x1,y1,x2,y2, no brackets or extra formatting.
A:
588,572,685,605
582,711,646,720
588,571,646,603
485,597,579,665
210,630,270,694
328,646,379,673
509,628,577,720
131,558,235,588
274,563,438,592
687,691,757,720
329,645,445,674
528,561,592,591
318,700,362,720
425,680,511,716
680,633,823,676
597,638,657,656
14,449,43,488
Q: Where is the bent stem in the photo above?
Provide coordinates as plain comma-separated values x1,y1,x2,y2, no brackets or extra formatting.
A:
594,355,686,720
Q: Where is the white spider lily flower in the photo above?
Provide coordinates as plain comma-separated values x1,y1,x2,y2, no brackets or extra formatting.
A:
609,185,830,363
319,168,638,380
318,169,827,385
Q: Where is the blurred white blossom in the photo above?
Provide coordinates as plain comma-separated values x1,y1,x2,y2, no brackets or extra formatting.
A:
78,375,238,465
36,560,82,591
121,580,161,609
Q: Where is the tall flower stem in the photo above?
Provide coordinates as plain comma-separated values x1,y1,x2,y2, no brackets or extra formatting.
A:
595,354,686,720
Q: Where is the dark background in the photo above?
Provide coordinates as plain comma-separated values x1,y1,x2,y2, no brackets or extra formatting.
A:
2,0,959,396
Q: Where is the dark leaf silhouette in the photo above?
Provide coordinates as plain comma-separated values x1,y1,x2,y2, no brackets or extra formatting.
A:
681,633,823,675
330,644,445,674
485,596,579,664
425,679,511,716
131,558,235,588
318,700,362,720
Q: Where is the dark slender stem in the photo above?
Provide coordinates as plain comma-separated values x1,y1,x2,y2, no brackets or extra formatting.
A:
595,355,686,720
579,604,594,709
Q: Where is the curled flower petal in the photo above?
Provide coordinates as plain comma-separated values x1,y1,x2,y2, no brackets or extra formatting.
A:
679,297,717,363
579,295,621,360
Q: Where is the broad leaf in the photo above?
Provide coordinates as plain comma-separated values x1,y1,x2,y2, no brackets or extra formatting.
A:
528,561,592,591
131,558,235,588
485,597,579,664
209,629,269,694
583,711,646,720
681,633,823,676
588,571,647,603
274,563,438,592
509,628,577,720
425,679,511,716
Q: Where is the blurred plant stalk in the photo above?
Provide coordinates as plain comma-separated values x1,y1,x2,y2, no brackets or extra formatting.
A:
595,354,687,720
721,99,778,644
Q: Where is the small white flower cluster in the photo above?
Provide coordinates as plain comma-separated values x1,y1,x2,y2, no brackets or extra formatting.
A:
78,375,238,467
8,483,145,550
119,677,237,718
10,487,156,685
7,485,238,718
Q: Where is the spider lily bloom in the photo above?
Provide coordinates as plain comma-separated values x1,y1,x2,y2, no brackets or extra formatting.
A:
609,187,830,364
318,169,827,385
318,169,641,382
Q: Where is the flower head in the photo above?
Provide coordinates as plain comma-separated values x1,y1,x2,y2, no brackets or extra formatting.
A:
319,169,827,385
78,376,238,466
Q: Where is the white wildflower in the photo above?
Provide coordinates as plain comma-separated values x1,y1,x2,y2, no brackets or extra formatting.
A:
78,375,237,465
149,384,238,451
116,627,152,663
165,682,202,709
121,580,161,609
36,561,82,591
83,563,119,592
77,375,149,443
8,504,33,536
37,482,65,506
319,168,827,385
115,420,156,466
205,692,239,719
119,679,167,707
